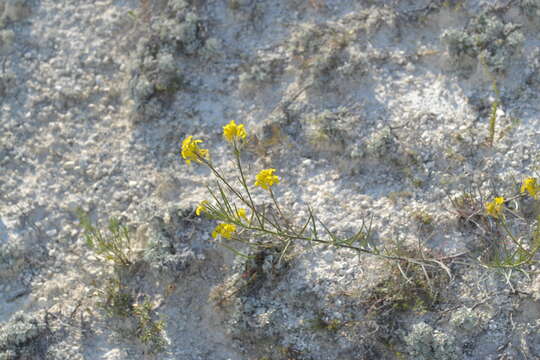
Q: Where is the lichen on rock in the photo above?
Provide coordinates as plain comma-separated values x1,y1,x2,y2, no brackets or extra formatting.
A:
404,321,459,360
0,311,49,359
441,13,524,75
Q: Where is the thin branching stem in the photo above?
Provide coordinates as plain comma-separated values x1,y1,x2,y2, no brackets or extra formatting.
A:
202,158,248,205
233,220,438,265
193,136,459,273
268,187,284,221
499,218,529,256
233,141,263,227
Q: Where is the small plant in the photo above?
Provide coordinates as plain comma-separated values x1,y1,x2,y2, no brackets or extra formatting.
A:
132,299,167,353
449,186,488,229
181,121,448,270
359,245,450,356
370,244,448,313
77,210,132,267
441,14,524,75
78,211,167,353
307,314,343,333
450,177,540,269
92,275,134,318
90,275,167,353
412,210,434,231
484,194,540,268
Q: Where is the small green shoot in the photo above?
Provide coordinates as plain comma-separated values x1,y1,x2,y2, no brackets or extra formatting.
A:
486,74,501,147
133,298,167,354
307,314,343,333
77,209,132,267
93,275,134,318
488,98,500,147
78,210,166,353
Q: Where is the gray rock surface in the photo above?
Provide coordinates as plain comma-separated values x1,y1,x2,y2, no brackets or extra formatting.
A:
0,0,539,359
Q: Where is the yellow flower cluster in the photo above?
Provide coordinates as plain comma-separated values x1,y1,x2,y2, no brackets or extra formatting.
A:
196,200,209,216
485,197,505,218
223,120,247,143
236,208,247,220
521,177,539,199
181,136,209,165
183,121,284,241
255,168,280,190
211,223,236,239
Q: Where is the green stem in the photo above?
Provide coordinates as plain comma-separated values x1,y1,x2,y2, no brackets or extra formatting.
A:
240,221,433,265
200,157,251,208
269,187,291,231
195,146,442,269
217,242,254,259
499,219,530,258
233,141,263,227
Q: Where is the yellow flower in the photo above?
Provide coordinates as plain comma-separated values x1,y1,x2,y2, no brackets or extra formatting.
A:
181,136,209,165
236,208,247,220
223,120,247,143
486,197,505,218
211,223,237,239
196,200,209,216
521,177,539,199
255,168,279,190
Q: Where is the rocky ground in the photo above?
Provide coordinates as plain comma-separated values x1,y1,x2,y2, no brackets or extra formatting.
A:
1,0,540,359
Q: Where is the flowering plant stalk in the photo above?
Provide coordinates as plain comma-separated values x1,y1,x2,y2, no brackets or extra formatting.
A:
486,177,540,268
181,121,458,274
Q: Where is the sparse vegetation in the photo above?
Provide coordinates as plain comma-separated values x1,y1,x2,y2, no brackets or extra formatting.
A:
132,298,167,353
183,120,451,275
78,212,167,353
77,209,133,267
442,13,524,75
92,275,134,318
287,21,364,90
307,314,343,333
366,245,448,315
90,274,167,354
450,177,540,269
6,0,540,358
412,210,434,228
355,244,453,359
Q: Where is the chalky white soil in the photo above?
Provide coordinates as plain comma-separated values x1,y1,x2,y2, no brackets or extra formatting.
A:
1,0,540,359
